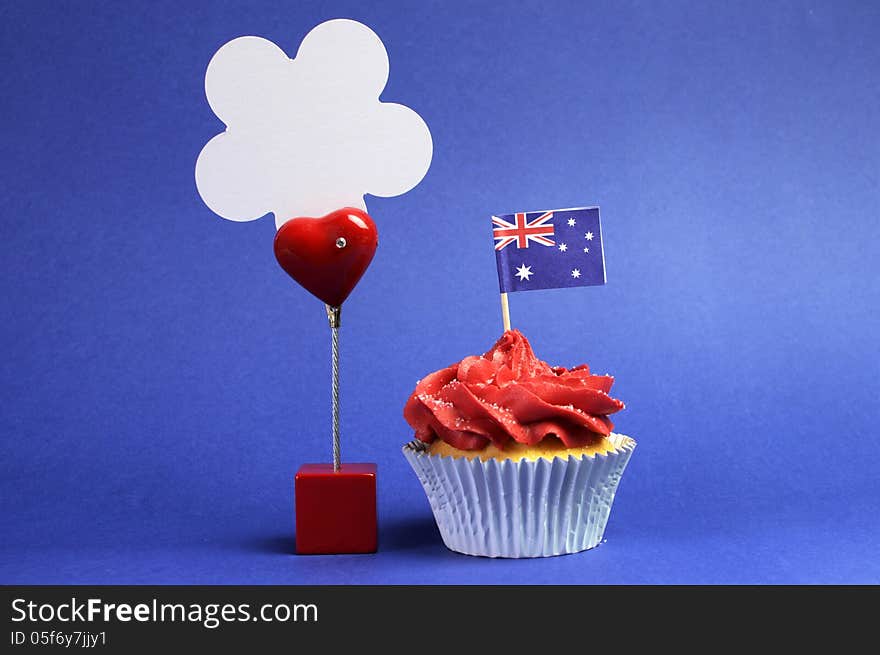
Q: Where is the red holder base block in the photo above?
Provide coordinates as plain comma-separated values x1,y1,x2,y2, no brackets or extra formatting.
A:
295,463,377,555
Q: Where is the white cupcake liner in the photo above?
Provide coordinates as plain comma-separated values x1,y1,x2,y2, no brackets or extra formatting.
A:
402,433,636,558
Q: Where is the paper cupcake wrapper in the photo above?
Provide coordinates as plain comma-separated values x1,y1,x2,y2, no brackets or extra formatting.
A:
402,433,636,558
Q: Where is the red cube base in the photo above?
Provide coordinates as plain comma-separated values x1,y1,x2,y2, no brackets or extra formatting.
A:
295,463,377,555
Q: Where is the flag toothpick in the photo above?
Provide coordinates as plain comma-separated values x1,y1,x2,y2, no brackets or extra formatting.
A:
500,292,511,332
491,207,606,332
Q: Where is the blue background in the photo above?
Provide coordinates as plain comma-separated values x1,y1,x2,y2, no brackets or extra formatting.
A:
2,0,878,584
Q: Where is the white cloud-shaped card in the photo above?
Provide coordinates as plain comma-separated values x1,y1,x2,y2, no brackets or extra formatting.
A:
195,19,433,229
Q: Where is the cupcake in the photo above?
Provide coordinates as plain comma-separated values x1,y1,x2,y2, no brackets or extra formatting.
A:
402,330,635,558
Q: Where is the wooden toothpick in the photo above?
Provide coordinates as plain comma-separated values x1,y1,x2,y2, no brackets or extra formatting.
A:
500,292,511,332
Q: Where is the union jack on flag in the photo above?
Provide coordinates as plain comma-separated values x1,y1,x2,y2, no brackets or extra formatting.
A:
492,211,556,250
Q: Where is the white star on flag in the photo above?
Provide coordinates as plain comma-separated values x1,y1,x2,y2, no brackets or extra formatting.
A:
583,247,589,253
585,231,594,241
571,269,581,279
567,217,576,227
558,243,567,252
515,264,533,281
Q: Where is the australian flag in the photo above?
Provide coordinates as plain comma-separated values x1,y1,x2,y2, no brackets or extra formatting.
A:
492,207,606,293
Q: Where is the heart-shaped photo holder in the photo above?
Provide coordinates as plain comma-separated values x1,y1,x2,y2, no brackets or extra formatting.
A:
274,208,378,309
274,208,379,555
196,19,433,557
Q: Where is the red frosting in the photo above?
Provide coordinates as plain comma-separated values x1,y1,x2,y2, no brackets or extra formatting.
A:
403,330,625,451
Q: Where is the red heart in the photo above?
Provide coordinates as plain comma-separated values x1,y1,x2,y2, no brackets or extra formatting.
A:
273,208,378,307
